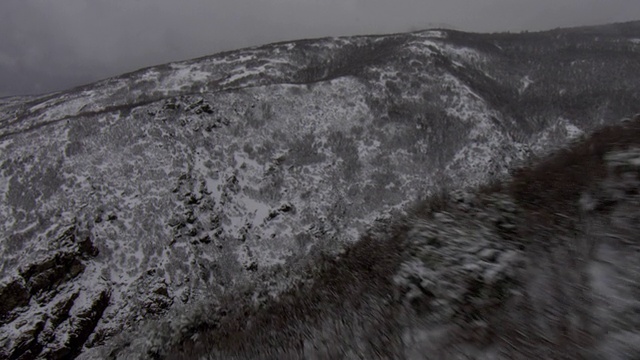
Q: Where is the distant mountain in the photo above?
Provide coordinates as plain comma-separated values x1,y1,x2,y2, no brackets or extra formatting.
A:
1,21,639,359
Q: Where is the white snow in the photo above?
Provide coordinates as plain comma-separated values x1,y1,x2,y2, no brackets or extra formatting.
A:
140,70,160,82
207,54,256,66
519,76,534,93
158,65,211,92
440,44,486,64
564,122,583,140
0,138,12,152
442,73,485,121
407,39,438,57
220,66,261,86
357,139,381,159
419,30,447,39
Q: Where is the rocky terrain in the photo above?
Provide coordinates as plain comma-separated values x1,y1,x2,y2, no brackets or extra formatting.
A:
108,116,640,359
0,21,639,358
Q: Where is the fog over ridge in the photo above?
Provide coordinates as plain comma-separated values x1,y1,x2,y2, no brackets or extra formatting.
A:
1,0,639,96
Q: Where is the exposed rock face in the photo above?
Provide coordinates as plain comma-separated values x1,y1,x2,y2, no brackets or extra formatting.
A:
1,22,640,358
0,225,104,360
40,289,110,360
0,280,30,324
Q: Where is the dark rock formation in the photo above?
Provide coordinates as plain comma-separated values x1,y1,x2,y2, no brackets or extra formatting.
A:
0,280,30,324
41,289,111,360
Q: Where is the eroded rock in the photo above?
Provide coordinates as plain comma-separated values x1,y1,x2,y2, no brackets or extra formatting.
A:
0,223,103,359
0,279,30,324
50,292,80,328
4,315,46,360
20,252,85,296
41,289,111,360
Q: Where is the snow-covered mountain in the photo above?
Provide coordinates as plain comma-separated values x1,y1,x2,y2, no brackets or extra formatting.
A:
1,21,639,359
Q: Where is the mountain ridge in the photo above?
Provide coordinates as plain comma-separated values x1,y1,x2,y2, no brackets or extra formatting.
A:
1,21,639,359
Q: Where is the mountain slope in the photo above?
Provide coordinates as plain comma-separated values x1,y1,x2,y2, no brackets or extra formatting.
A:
1,21,639,359
148,116,640,359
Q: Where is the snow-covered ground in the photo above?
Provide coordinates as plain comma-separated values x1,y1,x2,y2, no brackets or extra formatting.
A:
0,25,637,359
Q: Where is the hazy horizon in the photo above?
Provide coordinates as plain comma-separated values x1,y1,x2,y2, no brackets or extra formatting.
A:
2,0,639,97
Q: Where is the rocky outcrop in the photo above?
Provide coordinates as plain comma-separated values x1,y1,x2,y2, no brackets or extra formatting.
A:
0,280,31,324
1,289,111,360
0,225,105,360
40,289,111,360
3,315,47,360
20,252,86,297
1,225,96,321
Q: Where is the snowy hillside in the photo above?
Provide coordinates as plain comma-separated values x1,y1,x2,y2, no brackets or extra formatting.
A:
1,21,640,359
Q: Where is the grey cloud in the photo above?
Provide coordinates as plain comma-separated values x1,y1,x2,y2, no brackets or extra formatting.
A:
1,0,639,97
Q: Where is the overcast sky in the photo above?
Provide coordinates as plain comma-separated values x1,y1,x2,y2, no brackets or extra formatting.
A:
1,0,639,97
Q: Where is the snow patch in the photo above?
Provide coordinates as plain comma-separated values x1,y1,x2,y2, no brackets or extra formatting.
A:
407,39,438,57
419,30,447,39
158,65,211,92
564,122,583,140
519,76,534,93
440,44,485,64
